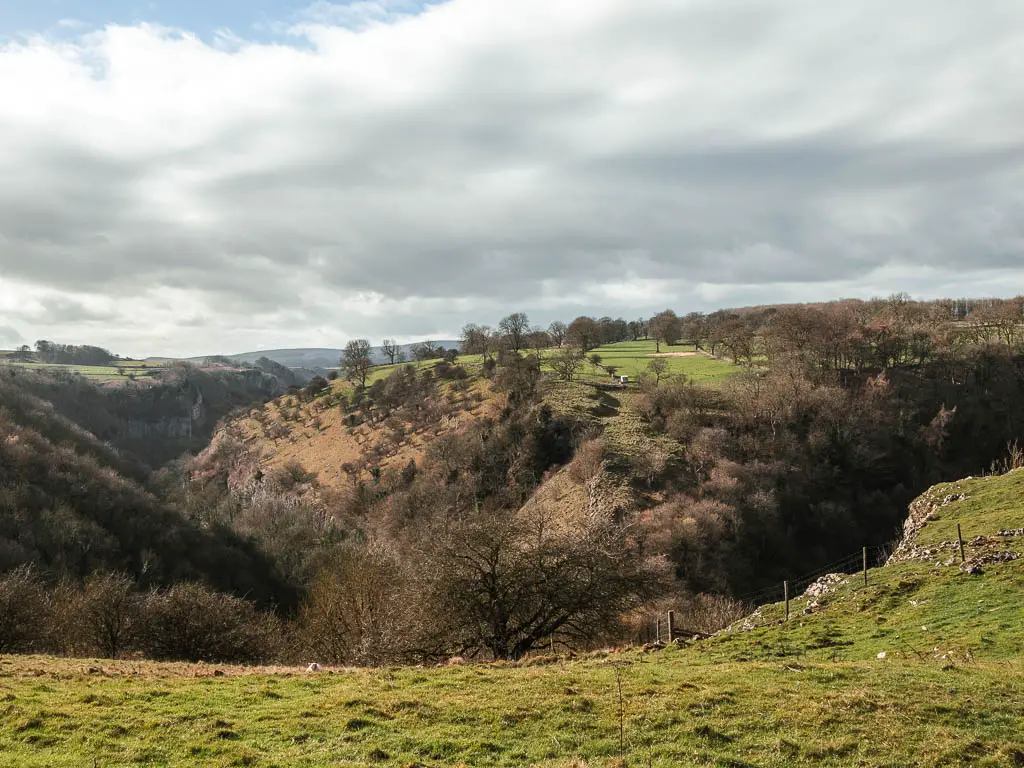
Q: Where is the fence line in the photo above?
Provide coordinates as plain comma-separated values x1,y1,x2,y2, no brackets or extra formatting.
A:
736,544,890,608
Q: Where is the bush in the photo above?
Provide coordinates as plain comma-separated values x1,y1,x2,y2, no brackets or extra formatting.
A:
296,546,410,666
59,572,139,658
137,582,281,663
0,565,53,653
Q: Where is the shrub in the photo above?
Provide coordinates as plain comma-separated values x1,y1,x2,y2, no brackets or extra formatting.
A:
296,546,410,666
137,582,281,663
0,565,53,653
59,572,140,658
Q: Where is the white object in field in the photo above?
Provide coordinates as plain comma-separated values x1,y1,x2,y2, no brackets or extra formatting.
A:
307,662,323,672
619,375,629,384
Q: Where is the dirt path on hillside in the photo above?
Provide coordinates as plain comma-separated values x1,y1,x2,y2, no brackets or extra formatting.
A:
646,352,698,357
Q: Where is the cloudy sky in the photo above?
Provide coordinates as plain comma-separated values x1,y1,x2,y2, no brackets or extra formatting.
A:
1,0,1023,357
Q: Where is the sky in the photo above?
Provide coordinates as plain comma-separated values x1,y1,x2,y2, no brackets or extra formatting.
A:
1,1,1023,357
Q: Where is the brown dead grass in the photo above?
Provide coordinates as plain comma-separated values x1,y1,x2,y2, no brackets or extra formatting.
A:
231,378,503,488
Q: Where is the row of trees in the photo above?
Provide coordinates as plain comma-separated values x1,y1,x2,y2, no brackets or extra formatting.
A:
677,294,1024,369
460,313,647,360
341,339,460,387
10,341,119,366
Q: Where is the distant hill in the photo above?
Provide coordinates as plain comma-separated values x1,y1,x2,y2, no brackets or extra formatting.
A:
178,342,462,369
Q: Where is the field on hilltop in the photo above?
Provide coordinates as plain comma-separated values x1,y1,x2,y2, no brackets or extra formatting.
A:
570,340,741,384
0,355,166,383
1,470,1022,767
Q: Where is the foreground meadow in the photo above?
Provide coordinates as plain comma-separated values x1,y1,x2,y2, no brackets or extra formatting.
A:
1,651,1022,767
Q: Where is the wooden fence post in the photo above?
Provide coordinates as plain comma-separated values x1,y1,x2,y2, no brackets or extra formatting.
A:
667,610,675,642
654,617,661,643
863,546,868,587
957,524,966,562
784,580,790,621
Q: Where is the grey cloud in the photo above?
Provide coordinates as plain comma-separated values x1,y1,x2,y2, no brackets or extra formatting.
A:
1,0,1023,355
32,296,120,324
0,325,23,348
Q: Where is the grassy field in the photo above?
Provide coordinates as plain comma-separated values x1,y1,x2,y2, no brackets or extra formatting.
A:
580,341,740,385
0,652,1020,767
1,472,1022,766
350,340,741,391
0,359,165,382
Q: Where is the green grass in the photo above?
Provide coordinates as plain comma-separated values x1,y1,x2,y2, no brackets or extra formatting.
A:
0,652,1020,766
708,469,1024,667
2,473,1022,766
910,471,1024,546
581,340,741,385
0,359,165,382
329,342,740,394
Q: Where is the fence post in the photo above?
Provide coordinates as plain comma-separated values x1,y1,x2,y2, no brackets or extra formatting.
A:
667,610,675,642
957,524,966,563
784,580,790,621
863,546,868,587
654,617,661,643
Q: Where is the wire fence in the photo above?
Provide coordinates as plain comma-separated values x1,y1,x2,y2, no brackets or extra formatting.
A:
736,544,891,608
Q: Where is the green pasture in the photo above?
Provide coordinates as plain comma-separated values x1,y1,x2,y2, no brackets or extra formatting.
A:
0,359,165,382
582,340,741,384
334,341,740,393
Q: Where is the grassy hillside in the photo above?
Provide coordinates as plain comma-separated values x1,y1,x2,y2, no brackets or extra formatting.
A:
1,472,1021,766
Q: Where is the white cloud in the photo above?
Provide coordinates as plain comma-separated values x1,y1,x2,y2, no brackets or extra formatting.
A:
1,0,1024,356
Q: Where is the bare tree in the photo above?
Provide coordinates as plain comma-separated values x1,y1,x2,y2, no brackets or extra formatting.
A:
567,316,600,353
527,327,552,351
647,357,669,384
297,546,408,665
421,509,667,660
460,324,488,356
548,321,568,347
411,341,442,361
380,338,402,365
550,347,585,382
342,339,373,387
499,312,531,353
649,310,681,353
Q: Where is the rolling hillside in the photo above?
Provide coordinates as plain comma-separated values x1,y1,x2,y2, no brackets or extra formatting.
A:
0,471,1021,766
183,342,462,369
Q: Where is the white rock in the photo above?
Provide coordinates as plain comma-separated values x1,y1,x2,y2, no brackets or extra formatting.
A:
306,663,323,672
876,651,887,659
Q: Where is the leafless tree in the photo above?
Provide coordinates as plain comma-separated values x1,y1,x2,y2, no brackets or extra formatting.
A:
420,509,667,660
647,357,669,384
67,572,139,659
548,321,568,347
649,309,681,352
550,347,585,381
499,312,531,352
342,339,374,387
567,316,600,352
380,338,402,365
